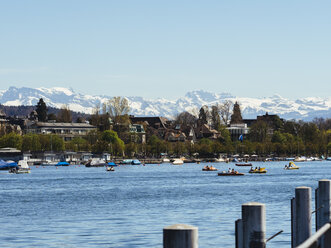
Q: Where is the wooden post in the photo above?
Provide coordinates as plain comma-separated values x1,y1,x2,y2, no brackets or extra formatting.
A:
235,219,243,248
163,224,198,248
293,186,312,247
316,179,331,248
242,202,266,248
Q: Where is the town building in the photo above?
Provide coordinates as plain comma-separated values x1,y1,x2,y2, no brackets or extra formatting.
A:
26,122,97,141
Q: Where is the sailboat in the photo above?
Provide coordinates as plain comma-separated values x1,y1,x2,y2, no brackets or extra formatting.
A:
9,160,30,174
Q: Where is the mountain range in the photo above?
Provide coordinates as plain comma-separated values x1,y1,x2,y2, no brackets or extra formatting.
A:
0,86,330,121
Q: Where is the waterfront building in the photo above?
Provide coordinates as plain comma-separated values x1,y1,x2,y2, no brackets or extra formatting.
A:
227,123,249,141
26,122,97,141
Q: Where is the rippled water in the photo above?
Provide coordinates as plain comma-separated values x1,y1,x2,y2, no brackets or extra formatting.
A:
0,161,330,247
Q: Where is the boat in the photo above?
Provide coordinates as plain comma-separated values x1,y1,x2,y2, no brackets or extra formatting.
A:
9,160,30,174
284,161,299,170
107,162,118,167
218,171,244,176
131,159,141,165
0,160,18,171
56,161,70,166
294,156,306,162
120,159,141,165
202,166,218,171
106,166,115,171
162,158,170,163
249,167,267,174
172,158,184,165
235,163,252,167
85,158,108,167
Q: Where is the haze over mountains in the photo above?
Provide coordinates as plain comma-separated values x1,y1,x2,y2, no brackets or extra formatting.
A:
0,86,330,121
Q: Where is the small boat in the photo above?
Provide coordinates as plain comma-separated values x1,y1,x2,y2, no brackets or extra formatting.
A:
284,162,299,170
56,161,70,166
107,162,118,167
202,166,218,171
294,156,306,162
9,160,30,174
120,159,141,165
249,167,267,174
218,171,244,176
0,160,18,171
172,158,184,165
85,158,108,167
235,163,252,167
106,166,115,171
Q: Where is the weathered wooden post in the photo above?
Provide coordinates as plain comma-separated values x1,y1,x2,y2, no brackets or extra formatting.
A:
316,179,331,248
242,202,266,248
163,224,198,248
292,186,312,247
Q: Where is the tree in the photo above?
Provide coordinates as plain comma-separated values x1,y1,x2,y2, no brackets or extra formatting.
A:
57,105,72,123
211,106,221,131
107,97,130,123
198,106,209,125
0,132,22,149
36,98,47,122
230,101,243,124
218,100,233,125
175,111,197,126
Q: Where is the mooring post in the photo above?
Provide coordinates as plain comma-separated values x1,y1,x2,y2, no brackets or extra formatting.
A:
292,186,312,247
163,224,198,248
235,219,243,248
242,202,266,248
316,179,331,248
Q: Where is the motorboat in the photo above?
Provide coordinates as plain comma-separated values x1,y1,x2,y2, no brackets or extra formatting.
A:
56,161,70,166
218,171,244,176
202,166,218,171
294,156,306,162
106,166,115,172
107,162,118,167
85,158,108,167
172,158,184,165
249,167,267,174
235,163,252,167
284,162,299,170
9,160,30,174
119,159,141,165
0,160,18,170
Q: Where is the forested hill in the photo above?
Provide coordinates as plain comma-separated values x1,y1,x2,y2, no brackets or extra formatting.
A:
0,104,90,121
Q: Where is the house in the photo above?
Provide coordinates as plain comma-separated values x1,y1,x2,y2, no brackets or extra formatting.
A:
195,124,222,140
0,147,23,161
26,122,97,141
129,124,146,143
227,123,250,141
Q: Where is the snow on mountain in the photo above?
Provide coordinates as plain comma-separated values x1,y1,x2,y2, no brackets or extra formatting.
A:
0,86,330,121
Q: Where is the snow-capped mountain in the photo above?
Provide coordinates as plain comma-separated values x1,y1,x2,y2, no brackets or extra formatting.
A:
0,86,330,121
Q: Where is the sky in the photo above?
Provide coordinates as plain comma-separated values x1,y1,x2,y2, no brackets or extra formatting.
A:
0,0,330,100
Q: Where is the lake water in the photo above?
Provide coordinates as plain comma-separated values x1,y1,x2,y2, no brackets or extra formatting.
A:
1,161,330,247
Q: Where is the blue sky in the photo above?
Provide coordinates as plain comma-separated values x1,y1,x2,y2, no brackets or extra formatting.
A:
0,0,330,99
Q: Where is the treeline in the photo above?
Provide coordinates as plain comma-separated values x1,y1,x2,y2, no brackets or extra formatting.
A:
0,103,90,122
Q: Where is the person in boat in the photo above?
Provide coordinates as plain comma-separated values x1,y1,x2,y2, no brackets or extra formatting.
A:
228,168,231,173
231,168,235,174
258,167,261,171
210,166,215,170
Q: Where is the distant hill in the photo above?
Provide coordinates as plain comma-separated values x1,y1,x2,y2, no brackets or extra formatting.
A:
0,86,330,121
0,104,90,122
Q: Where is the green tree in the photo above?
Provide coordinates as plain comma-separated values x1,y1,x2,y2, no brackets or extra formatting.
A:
57,105,72,123
211,105,221,131
22,134,41,151
36,98,47,122
198,106,209,125
230,101,243,124
0,132,22,149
